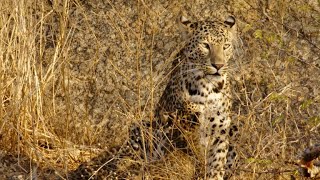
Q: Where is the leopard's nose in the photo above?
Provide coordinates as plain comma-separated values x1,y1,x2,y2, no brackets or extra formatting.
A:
212,64,224,70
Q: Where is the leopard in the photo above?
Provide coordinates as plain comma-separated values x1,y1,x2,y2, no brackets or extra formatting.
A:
136,15,238,180
66,15,238,180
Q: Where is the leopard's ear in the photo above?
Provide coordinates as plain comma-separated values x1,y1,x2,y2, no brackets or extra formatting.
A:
224,16,235,28
178,15,196,39
180,15,197,30
180,15,191,26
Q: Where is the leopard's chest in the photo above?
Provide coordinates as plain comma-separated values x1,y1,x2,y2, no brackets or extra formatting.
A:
178,88,230,127
184,76,229,110
189,91,230,121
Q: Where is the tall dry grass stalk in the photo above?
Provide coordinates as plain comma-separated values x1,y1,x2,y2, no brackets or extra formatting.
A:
0,0,75,174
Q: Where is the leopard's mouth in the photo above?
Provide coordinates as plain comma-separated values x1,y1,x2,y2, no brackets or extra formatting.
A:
205,66,221,76
211,72,221,76
206,72,221,77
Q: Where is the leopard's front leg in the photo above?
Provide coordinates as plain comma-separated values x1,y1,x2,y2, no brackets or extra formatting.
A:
199,107,231,180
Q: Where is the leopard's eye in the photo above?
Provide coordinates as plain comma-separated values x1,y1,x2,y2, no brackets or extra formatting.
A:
223,44,231,50
203,43,210,50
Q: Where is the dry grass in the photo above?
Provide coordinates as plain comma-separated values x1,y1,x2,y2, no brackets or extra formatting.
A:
0,0,319,179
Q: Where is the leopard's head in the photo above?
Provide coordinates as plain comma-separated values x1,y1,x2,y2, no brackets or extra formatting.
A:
180,16,236,81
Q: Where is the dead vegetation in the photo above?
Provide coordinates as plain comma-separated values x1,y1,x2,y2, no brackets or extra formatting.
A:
0,0,319,179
